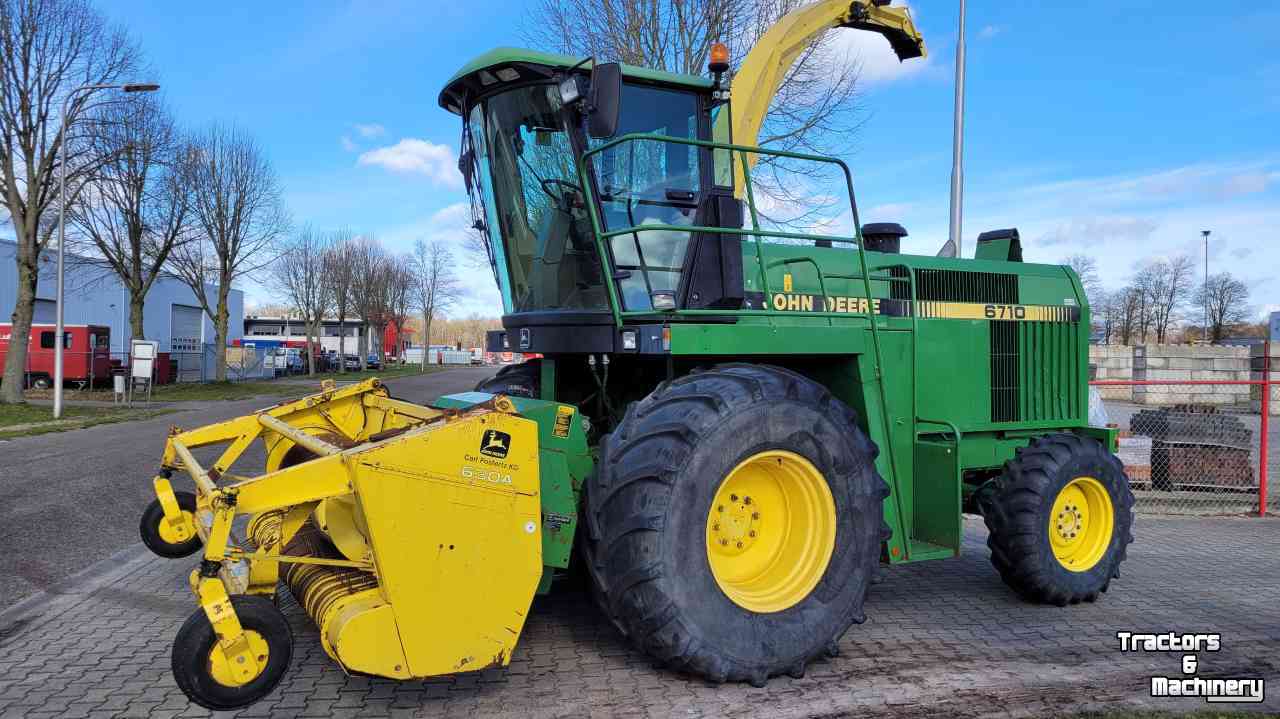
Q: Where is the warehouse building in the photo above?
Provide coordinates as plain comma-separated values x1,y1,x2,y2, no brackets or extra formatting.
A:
240,316,376,355
0,239,243,357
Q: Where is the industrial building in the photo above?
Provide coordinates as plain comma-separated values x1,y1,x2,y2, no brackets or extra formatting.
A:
240,316,379,355
0,239,243,357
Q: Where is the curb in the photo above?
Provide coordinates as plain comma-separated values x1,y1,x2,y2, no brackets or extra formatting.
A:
0,542,154,632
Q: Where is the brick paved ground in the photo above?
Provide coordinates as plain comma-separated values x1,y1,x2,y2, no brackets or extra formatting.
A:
1,516,1277,718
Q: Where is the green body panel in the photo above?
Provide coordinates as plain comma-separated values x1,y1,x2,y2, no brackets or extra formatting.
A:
973,238,1019,262
913,440,962,556
438,46,712,113
441,61,1107,570
433,392,592,587
659,238,1092,564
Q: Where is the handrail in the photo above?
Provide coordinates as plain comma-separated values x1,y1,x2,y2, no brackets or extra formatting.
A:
765,256,834,326
576,131,865,329
576,130,904,548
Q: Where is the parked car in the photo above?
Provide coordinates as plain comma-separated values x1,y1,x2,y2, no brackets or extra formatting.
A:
365,354,382,370
343,354,362,371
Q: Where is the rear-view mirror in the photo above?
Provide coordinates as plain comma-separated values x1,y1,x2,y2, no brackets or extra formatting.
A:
588,62,622,139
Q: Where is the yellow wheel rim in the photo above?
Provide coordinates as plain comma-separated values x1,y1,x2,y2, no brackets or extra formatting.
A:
156,511,195,545
1049,477,1114,572
705,450,836,613
207,630,270,687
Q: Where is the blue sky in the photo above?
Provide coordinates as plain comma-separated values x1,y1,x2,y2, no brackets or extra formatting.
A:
101,0,1279,320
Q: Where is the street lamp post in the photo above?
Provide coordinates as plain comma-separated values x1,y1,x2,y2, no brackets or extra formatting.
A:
947,0,968,258
54,82,159,418
1201,229,1211,344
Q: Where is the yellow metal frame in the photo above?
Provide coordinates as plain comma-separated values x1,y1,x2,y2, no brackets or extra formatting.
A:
151,475,196,543
154,379,448,680
150,378,545,684
723,0,926,193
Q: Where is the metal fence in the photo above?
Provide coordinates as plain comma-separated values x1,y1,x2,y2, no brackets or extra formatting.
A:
166,345,273,383
1092,378,1274,516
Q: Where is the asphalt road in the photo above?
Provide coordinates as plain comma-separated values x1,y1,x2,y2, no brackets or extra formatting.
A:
0,367,494,610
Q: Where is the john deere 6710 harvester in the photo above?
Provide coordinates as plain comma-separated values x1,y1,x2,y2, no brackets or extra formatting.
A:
138,1,1133,709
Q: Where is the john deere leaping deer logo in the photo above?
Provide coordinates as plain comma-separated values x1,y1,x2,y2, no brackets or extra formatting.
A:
480,429,511,459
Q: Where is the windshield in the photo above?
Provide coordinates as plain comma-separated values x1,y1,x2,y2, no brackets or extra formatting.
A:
469,85,606,313
464,80,709,315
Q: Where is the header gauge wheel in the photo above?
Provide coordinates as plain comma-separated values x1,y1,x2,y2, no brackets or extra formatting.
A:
140,491,201,559
171,595,293,711
582,364,888,685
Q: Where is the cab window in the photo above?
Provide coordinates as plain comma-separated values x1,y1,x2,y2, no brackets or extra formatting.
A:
588,84,704,310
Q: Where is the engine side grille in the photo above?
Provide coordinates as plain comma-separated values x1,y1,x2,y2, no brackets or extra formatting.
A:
990,322,1020,422
1017,321,1082,422
915,269,1018,304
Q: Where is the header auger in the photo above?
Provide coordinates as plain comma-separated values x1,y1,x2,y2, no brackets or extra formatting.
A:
140,1,1134,709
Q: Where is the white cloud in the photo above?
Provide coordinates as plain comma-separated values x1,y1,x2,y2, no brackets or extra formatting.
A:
354,123,386,139
1221,172,1271,196
1035,216,1159,247
848,157,1280,314
978,25,1004,40
1017,160,1279,206
865,202,914,219
378,203,502,318
823,3,932,86
357,139,462,188
339,135,357,152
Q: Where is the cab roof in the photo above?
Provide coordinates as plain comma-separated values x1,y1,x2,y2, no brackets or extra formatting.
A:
438,46,712,115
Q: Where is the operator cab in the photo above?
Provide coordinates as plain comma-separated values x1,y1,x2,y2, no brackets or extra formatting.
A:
439,49,739,353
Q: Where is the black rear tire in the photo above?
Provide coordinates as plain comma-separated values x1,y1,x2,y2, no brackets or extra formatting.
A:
171,595,293,711
979,433,1135,606
582,363,887,685
140,491,202,558
475,359,541,398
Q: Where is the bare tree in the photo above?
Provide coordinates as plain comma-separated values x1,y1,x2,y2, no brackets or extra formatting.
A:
321,230,357,372
69,94,189,344
1093,289,1117,344
384,259,414,362
526,0,863,224
1062,254,1100,304
1062,254,1103,336
0,0,140,402
348,236,387,371
273,226,332,375
1121,255,1197,345
1116,285,1142,345
1137,254,1195,343
411,238,459,372
1194,273,1251,343
1131,264,1163,344
167,123,287,381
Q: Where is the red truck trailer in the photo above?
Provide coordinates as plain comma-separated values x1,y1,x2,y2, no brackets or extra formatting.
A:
0,323,112,389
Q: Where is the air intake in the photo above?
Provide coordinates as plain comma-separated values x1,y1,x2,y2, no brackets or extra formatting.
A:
914,269,1018,304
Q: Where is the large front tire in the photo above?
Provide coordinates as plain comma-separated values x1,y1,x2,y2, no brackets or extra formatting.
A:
980,433,1135,606
583,364,887,685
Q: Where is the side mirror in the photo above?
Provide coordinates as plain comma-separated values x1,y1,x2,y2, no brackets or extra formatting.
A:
587,62,622,139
